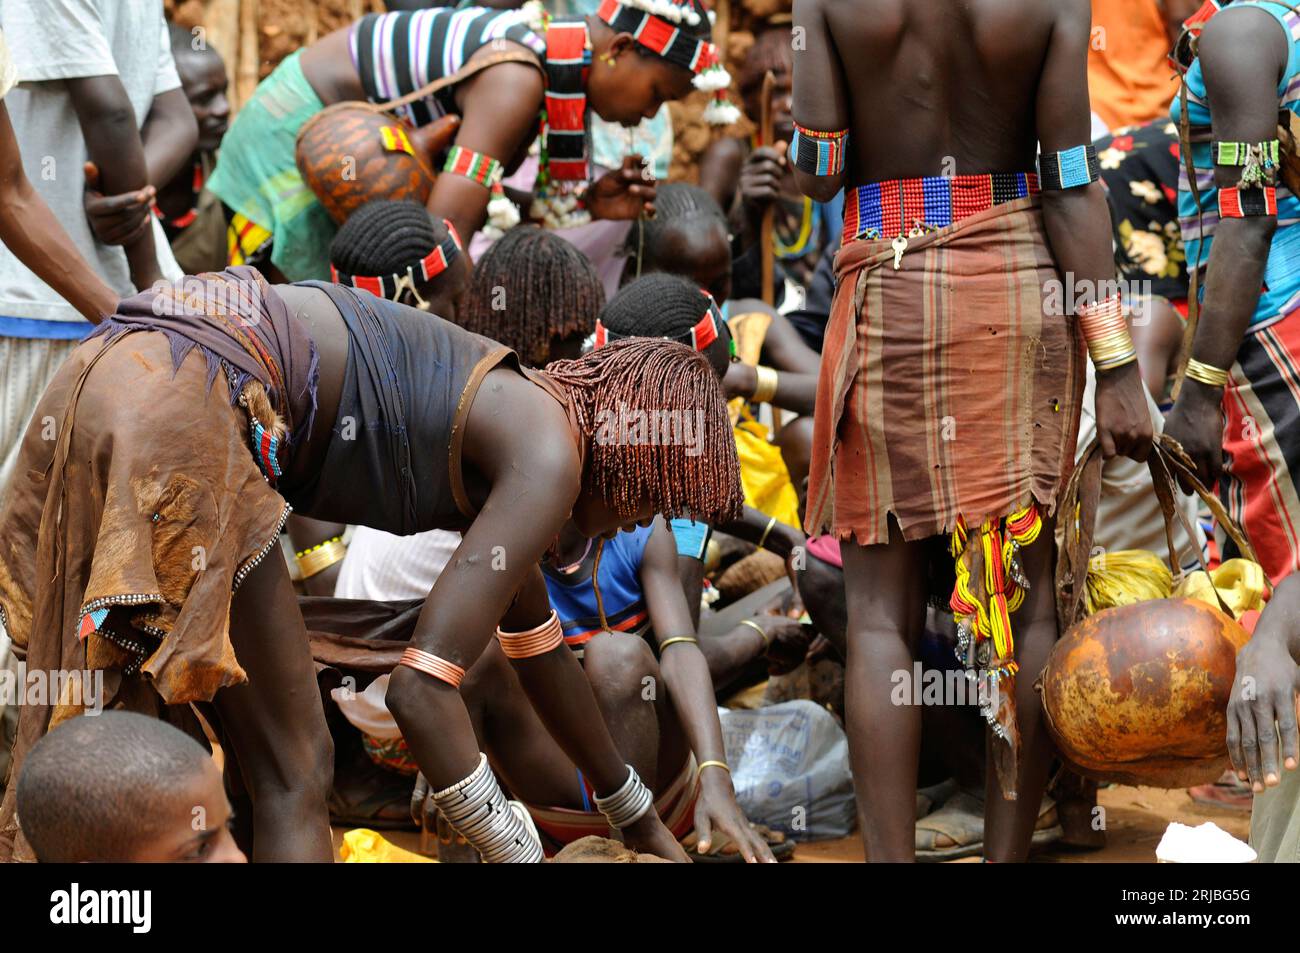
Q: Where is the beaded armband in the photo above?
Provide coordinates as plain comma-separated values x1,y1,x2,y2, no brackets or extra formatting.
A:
1214,140,1280,189
1219,186,1278,218
443,146,504,188
1038,144,1100,191
788,122,849,177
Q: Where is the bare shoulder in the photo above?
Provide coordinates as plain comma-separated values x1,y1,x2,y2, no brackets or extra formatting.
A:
1200,1,1289,59
463,366,582,489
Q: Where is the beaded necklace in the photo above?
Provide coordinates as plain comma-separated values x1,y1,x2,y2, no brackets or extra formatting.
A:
532,14,594,229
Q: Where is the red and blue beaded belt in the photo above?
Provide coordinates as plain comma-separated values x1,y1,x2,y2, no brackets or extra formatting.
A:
842,172,1040,244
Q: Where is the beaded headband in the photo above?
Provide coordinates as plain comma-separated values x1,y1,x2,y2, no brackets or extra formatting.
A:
330,219,462,305
594,288,732,355
594,0,739,126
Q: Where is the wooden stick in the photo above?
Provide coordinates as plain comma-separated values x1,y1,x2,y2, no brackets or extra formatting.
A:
715,0,732,67
237,0,260,108
206,0,241,112
759,71,783,436
760,70,776,307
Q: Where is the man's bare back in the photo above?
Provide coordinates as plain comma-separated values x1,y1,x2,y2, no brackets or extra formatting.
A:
793,0,1090,185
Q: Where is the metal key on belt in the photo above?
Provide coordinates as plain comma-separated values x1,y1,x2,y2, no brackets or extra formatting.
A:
892,235,908,270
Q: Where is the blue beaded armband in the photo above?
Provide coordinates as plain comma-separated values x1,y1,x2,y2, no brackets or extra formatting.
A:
788,122,849,177
1038,144,1100,191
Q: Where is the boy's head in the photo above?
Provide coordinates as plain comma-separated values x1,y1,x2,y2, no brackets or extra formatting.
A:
17,710,245,863
601,271,734,380
169,23,230,154
625,183,733,306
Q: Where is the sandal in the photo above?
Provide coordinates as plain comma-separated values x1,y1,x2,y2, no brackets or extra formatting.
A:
915,792,1063,862
329,763,420,831
917,778,958,819
683,822,797,863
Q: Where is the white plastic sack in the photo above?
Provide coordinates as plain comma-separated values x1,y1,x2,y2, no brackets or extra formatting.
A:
331,673,401,740
719,700,855,841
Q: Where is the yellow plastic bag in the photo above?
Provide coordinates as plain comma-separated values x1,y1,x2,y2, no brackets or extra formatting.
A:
733,418,800,529
1085,550,1173,616
338,828,435,863
1173,558,1268,621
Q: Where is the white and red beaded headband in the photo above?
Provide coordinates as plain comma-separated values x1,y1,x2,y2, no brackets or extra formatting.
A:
330,220,462,305
594,288,732,353
595,0,740,125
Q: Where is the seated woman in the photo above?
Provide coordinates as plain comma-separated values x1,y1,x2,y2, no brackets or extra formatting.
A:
622,183,821,509
0,264,742,863
346,515,790,861
207,0,735,282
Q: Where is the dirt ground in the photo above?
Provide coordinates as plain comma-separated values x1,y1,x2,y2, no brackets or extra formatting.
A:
789,785,1252,863
332,784,1253,863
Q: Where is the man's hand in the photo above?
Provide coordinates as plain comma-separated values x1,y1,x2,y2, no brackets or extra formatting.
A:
738,144,787,221
759,614,814,675
587,155,655,220
83,161,155,247
1227,634,1300,792
723,361,757,400
1093,361,1154,461
1163,380,1226,489
693,772,777,862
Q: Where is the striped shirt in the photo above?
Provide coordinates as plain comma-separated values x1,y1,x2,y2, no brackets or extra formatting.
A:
350,6,546,128
1172,0,1300,330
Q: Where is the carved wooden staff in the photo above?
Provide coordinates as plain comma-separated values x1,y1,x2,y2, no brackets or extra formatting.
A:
759,70,783,436
760,70,776,307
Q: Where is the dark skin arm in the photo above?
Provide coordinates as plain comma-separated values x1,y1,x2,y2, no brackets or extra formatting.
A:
0,101,117,323
789,0,848,204
384,369,685,860
1227,573,1300,792
717,505,807,615
729,145,793,255
140,87,200,191
285,515,348,597
1162,0,1206,46
640,520,775,861
1037,0,1152,462
432,59,546,242
1131,297,1186,402
698,136,745,212
65,75,161,290
431,53,653,242
1163,8,1286,489
722,302,821,415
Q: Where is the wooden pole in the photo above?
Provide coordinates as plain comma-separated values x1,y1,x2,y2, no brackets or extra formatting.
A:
206,0,241,111
760,70,776,307
715,0,732,66
237,0,261,108
759,70,783,436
